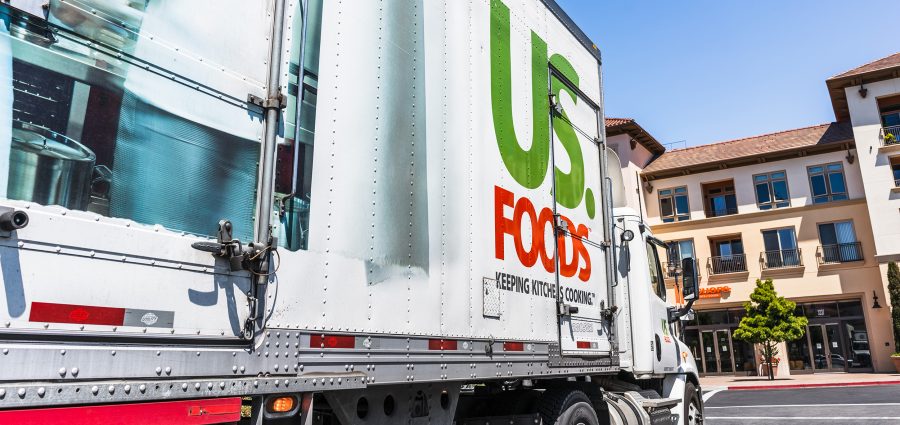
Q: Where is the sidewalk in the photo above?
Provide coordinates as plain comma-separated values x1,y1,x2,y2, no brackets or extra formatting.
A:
701,372,900,390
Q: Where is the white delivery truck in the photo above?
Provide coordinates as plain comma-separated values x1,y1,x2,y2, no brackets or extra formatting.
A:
0,0,703,423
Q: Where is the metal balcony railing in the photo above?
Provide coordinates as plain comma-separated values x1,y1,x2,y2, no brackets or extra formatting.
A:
704,207,739,218
817,242,863,265
760,248,803,270
882,125,900,147
708,254,747,274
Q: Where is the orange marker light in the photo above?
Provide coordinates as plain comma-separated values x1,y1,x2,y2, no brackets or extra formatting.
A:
267,396,296,413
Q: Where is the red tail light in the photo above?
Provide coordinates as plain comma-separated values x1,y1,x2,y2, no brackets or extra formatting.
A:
503,342,524,352
576,341,598,349
310,334,355,349
428,339,458,350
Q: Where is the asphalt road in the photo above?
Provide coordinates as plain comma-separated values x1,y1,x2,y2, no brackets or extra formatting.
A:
702,384,900,425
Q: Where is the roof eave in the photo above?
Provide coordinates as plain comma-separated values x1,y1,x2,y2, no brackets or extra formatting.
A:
641,138,855,180
605,121,666,155
827,66,900,122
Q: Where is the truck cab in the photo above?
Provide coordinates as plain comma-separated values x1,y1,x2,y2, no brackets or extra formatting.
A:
611,207,703,424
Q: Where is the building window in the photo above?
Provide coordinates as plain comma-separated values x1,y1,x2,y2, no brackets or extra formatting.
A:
761,228,801,269
808,163,848,204
702,180,737,217
817,221,862,264
891,157,900,187
879,96,900,146
708,236,746,274
754,171,790,210
666,239,695,277
658,186,689,223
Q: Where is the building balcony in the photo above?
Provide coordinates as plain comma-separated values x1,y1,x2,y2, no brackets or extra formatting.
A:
707,254,747,275
881,125,900,150
817,242,863,265
760,248,803,270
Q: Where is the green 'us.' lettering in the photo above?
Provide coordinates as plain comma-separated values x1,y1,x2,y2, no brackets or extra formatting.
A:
489,0,594,218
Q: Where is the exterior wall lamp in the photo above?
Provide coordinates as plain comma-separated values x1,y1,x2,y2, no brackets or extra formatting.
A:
846,149,855,164
643,180,654,194
859,84,868,98
873,290,882,309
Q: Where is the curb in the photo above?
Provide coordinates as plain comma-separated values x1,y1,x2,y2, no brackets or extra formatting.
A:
726,380,900,391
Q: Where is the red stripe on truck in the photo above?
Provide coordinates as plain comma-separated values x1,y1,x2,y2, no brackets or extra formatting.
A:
0,397,242,425
29,302,126,326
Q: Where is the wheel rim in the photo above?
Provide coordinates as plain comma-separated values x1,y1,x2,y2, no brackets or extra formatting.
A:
687,399,702,425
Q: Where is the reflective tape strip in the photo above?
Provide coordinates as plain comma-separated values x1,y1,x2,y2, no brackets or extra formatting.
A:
0,397,242,424
29,302,175,328
29,302,125,326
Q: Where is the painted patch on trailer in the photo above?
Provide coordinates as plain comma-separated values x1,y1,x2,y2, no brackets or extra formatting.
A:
124,308,175,328
29,302,174,328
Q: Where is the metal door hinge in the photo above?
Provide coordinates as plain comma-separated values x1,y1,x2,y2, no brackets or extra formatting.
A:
247,92,286,109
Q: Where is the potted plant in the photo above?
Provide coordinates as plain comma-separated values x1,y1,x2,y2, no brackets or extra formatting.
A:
760,355,781,377
886,132,897,146
889,263,900,372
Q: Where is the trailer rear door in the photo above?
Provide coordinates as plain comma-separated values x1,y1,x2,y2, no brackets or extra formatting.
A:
0,1,276,343
547,64,612,357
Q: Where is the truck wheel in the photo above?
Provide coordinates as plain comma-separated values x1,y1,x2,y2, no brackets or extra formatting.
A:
683,382,702,425
539,390,600,425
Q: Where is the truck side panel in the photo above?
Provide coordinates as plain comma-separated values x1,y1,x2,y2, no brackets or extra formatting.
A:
270,0,608,345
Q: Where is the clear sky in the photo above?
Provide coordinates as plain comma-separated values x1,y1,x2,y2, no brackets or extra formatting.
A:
555,0,900,148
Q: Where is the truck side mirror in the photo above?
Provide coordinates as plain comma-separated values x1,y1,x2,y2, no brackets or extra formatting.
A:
681,258,698,301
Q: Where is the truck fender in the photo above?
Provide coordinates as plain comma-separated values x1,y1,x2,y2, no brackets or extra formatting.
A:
663,373,702,425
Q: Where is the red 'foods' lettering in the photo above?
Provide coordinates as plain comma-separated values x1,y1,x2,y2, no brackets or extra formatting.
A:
494,186,591,281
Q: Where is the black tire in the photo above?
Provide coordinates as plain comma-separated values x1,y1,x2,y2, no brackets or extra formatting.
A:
683,382,702,425
539,389,600,425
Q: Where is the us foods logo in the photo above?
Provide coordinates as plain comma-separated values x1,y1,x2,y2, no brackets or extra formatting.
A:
490,0,592,282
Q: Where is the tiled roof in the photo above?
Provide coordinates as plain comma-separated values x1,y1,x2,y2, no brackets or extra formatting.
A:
605,118,633,127
642,122,853,176
829,52,900,80
827,52,900,122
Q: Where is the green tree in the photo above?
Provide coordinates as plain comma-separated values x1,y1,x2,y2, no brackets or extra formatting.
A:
733,279,808,380
888,262,900,352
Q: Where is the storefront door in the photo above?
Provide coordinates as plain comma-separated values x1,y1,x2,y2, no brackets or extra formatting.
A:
787,300,873,373
809,324,847,372
699,329,734,374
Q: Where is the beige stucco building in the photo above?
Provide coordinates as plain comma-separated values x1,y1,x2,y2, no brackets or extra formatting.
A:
827,54,900,344
609,52,900,377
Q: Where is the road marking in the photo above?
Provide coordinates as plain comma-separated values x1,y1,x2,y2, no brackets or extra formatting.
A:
705,417,900,421
702,389,724,403
707,402,900,409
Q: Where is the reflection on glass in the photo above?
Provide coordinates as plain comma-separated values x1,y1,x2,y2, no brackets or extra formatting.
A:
1,3,265,240
787,331,812,371
278,0,324,251
701,331,717,374
809,325,828,370
732,337,755,373
825,324,846,371
844,320,871,369
716,330,733,374
683,329,702,369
